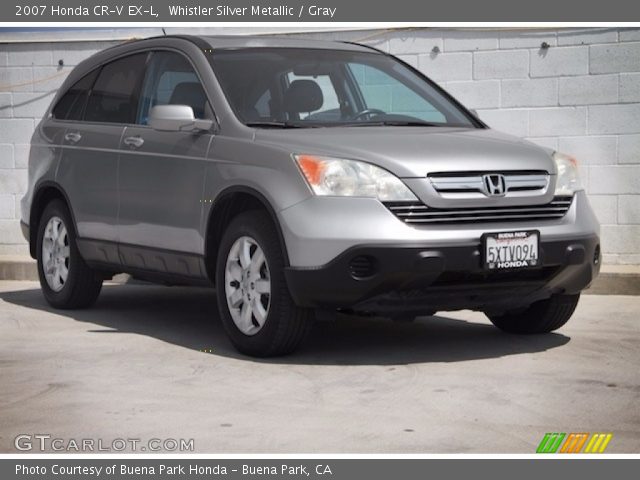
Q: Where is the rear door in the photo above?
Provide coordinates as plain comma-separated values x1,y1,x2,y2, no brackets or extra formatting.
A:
117,50,214,276
56,53,147,264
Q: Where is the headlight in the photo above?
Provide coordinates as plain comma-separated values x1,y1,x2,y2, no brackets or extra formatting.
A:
553,151,583,196
294,154,417,201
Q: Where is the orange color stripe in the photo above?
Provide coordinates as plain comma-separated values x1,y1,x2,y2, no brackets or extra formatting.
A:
560,434,577,453
573,433,589,453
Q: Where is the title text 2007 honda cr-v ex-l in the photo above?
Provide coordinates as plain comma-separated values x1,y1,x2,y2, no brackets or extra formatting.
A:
21,35,601,356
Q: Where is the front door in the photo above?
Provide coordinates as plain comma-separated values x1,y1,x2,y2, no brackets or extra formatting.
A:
117,50,214,277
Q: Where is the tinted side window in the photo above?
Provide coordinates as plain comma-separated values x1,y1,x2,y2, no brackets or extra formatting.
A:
85,53,147,124
137,51,211,125
52,69,98,121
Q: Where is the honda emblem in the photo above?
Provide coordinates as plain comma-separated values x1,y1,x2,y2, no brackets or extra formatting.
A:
483,174,506,196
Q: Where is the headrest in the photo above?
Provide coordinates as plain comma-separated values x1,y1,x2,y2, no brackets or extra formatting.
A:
283,79,323,114
169,82,207,118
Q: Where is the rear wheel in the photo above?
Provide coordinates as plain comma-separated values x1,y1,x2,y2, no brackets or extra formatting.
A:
487,294,580,334
215,210,313,356
36,199,102,309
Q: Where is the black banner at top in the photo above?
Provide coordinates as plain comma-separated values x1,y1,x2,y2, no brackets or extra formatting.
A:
4,0,640,22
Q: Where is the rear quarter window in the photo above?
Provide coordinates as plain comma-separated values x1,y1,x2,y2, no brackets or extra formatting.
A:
84,53,148,124
52,69,99,121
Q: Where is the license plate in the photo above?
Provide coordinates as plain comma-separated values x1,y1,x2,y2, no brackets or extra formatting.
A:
483,230,540,270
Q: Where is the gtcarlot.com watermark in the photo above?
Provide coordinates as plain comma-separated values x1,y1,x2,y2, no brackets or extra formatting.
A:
14,434,194,452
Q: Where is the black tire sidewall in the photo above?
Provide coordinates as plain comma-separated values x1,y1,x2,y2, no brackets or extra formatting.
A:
215,211,296,356
489,294,580,334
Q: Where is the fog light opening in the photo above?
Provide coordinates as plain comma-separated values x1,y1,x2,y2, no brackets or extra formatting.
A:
349,255,378,280
594,244,601,266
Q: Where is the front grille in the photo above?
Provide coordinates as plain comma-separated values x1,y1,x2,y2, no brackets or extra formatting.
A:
385,196,573,225
429,170,549,197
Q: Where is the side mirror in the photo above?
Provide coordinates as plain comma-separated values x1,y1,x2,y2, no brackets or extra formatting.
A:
469,108,479,118
148,105,213,132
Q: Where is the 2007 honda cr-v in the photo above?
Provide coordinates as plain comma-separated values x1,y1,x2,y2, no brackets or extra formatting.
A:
21,35,601,356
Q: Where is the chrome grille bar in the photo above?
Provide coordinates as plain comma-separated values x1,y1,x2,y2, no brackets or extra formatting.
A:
385,196,573,225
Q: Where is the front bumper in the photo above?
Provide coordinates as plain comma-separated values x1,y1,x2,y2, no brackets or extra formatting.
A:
280,191,601,313
285,235,600,312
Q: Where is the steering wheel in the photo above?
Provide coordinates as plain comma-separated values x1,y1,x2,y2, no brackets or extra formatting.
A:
350,108,386,121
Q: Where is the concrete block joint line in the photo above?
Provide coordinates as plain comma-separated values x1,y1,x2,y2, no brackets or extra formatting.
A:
0,27,639,266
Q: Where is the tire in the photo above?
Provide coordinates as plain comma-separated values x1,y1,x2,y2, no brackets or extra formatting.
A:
215,210,313,357
36,199,102,309
487,294,580,334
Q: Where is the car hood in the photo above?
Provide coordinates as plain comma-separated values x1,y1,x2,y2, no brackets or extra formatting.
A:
253,127,556,178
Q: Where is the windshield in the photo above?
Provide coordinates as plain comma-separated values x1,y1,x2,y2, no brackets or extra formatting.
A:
211,47,478,128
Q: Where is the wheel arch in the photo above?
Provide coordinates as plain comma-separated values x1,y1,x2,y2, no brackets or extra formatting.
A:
204,186,290,283
29,182,78,259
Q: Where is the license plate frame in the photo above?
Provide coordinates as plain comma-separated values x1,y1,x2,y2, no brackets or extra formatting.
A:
482,230,540,271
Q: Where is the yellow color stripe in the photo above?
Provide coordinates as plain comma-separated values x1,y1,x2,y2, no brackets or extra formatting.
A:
584,434,598,453
598,434,613,453
591,434,606,453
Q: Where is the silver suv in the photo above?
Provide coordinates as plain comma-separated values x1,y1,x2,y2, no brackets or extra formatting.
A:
21,35,601,356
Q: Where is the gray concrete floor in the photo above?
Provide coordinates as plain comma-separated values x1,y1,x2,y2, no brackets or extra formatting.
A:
0,281,638,453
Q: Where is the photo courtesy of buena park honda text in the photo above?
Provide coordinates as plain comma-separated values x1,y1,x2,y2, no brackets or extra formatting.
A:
0,0,638,478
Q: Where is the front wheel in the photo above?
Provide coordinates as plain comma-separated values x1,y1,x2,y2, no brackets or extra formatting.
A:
487,294,580,334
36,199,102,309
215,210,313,357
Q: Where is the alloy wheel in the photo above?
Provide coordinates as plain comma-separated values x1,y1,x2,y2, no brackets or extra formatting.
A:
41,216,70,292
224,236,272,335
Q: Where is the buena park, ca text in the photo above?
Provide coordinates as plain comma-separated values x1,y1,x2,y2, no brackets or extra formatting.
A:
16,464,334,477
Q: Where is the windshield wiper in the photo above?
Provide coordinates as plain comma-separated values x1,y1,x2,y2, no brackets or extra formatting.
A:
246,120,447,128
344,120,444,127
245,121,308,129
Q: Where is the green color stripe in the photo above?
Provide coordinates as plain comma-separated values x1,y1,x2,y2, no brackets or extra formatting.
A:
549,433,566,453
536,433,553,453
537,433,566,453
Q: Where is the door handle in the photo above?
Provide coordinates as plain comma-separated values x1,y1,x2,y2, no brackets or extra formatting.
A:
123,136,145,149
64,132,82,144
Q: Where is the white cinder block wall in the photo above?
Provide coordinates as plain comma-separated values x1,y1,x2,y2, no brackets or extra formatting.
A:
0,40,120,254
0,28,639,264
